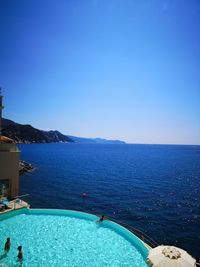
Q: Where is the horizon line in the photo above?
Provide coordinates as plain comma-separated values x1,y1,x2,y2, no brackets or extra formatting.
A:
2,117,200,146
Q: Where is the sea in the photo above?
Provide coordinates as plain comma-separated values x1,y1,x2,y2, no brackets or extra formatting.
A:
18,143,200,260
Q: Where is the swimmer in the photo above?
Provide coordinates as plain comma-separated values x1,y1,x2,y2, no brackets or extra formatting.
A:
17,246,23,262
4,238,11,254
97,215,105,223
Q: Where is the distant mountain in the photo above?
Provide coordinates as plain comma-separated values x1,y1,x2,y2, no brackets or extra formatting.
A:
2,118,73,143
68,136,126,144
1,118,126,144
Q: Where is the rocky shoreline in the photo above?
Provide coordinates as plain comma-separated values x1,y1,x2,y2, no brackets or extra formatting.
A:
19,160,35,175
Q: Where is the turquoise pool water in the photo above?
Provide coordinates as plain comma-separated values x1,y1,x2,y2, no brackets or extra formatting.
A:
0,209,149,267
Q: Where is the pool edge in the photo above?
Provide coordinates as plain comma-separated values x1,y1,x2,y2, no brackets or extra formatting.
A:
0,207,149,261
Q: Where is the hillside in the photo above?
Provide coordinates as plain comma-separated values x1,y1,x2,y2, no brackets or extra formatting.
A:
1,118,126,144
2,118,73,143
68,136,126,144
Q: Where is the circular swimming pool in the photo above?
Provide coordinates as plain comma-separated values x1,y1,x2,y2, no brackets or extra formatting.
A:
0,209,149,267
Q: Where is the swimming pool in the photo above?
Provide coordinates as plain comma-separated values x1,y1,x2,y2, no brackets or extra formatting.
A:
0,209,149,267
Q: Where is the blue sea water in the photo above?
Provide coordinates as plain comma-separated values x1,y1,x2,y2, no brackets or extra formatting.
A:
19,143,200,260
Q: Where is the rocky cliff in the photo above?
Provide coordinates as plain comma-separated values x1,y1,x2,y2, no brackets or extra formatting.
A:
2,118,73,143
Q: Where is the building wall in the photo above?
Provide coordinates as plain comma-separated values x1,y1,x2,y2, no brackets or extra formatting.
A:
0,145,20,199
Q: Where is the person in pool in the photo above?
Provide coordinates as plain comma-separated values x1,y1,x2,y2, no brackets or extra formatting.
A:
97,215,105,223
4,238,11,254
17,246,23,262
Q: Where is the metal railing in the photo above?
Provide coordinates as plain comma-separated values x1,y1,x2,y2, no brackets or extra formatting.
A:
95,213,159,248
14,194,29,199
13,194,29,210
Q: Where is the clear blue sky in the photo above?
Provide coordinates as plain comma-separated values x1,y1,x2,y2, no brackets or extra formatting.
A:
0,0,200,144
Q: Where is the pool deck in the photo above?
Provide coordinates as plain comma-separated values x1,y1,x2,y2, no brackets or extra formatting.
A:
0,199,29,214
